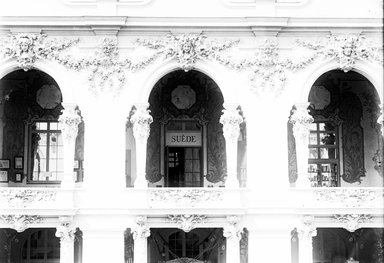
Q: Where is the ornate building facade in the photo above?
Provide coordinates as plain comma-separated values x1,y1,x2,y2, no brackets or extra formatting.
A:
0,0,383,262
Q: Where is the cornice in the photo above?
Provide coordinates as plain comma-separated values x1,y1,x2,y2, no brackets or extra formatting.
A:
0,16,382,33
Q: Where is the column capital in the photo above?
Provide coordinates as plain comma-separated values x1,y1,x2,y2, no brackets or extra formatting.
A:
289,103,314,142
132,216,150,241
223,215,243,241
220,104,243,142
297,215,317,241
129,104,153,143
59,104,82,143
55,216,75,242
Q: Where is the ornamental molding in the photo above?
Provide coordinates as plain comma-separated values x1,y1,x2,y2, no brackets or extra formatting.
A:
0,189,57,208
315,188,383,208
223,215,242,241
129,104,153,143
297,215,317,241
297,35,383,72
55,216,75,242
136,34,239,72
132,216,150,240
0,215,42,232
220,104,244,142
149,189,224,207
289,103,314,142
244,39,318,97
167,214,207,232
333,214,373,232
0,33,79,71
59,105,82,142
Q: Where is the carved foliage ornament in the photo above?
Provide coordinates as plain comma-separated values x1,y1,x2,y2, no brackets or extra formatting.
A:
136,34,239,72
220,105,244,142
0,215,42,232
132,216,150,241
149,188,223,206
297,215,317,241
289,104,314,142
59,105,82,142
333,214,372,232
129,105,153,143
0,189,57,208
298,35,383,72
55,216,75,242
315,188,382,208
167,214,206,232
0,33,79,71
223,215,242,241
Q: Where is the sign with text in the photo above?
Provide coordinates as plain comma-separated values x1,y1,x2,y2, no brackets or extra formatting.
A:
166,132,202,146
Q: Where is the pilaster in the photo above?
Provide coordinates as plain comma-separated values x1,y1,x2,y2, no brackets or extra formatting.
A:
59,104,82,188
297,215,317,263
55,216,75,263
289,103,314,188
129,104,153,188
132,216,150,263
220,104,243,188
223,215,242,263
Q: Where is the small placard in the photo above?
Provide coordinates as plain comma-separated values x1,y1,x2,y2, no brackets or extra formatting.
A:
15,173,22,182
14,157,23,169
0,171,8,182
166,132,202,147
0,160,10,169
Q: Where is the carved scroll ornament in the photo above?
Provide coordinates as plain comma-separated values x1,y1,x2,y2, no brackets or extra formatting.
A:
333,214,372,232
0,215,42,232
167,214,206,232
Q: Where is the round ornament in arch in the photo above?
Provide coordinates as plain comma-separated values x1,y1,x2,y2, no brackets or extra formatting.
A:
171,85,196,110
308,85,331,110
36,84,62,110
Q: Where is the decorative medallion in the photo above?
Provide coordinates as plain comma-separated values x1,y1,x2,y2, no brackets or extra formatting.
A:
55,216,75,242
0,215,42,232
333,214,372,232
0,189,57,208
171,85,196,110
167,214,206,232
36,84,62,109
298,35,382,72
309,85,331,110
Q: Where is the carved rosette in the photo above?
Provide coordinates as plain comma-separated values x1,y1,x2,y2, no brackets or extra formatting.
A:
132,216,150,241
129,104,153,144
167,214,206,232
0,189,57,208
0,33,79,71
297,215,317,241
59,105,82,143
315,188,382,208
137,34,239,72
149,189,223,207
289,103,314,142
298,35,382,72
333,214,373,232
1,215,42,232
55,216,75,242
223,215,242,241
220,104,243,142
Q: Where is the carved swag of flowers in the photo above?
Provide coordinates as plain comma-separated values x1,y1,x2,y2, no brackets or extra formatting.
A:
0,33,79,71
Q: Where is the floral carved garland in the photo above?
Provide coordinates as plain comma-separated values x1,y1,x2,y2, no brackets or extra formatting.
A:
0,188,57,208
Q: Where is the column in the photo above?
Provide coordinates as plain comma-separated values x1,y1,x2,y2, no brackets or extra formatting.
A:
129,104,153,188
59,104,82,188
297,215,317,263
132,216,150,263
289,103,313,188
220,103,243,188
55,216,75,263
223,216,242,263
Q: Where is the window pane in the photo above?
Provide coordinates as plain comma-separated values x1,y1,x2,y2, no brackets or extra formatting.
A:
320,133,336,145
320,148,337,159
185,160,192,172
308,148,318,159
185,148,192,159
37,122,47,130
193,160,200,172
309,123,317,131
193,148,200,159
309,133,318,145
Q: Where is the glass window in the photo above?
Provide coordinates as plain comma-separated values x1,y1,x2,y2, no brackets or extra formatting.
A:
22,229,60,261
308,122,339,187
30,121,64,182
